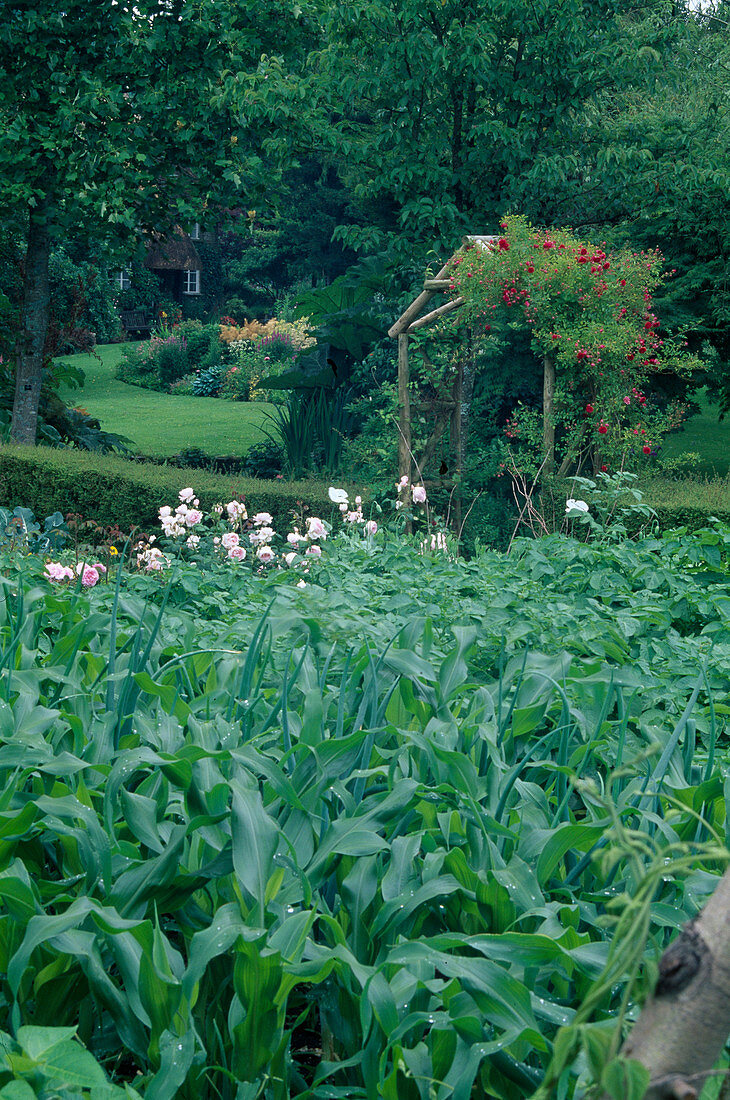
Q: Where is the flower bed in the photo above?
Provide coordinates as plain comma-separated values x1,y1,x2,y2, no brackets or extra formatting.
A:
117,316,315,400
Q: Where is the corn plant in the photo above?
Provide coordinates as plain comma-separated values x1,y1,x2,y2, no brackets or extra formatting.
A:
0,526,728,1098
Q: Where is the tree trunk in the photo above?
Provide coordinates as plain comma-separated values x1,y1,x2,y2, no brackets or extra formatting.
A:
542,353,556,474
614,867,730,1099
11,206,51,445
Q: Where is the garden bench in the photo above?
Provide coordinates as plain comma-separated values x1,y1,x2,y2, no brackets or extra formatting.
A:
120,309,152,337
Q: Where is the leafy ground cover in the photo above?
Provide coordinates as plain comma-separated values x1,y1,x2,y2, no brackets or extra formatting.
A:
1,516,730,1098
55,345,273,457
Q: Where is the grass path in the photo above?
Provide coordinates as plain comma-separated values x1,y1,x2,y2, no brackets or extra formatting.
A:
57,344,273,457
57,343,729,474
661,389,730,476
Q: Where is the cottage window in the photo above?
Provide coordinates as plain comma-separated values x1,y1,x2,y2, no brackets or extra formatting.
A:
183,270,200,295
190,223,201,240
118,269,131,291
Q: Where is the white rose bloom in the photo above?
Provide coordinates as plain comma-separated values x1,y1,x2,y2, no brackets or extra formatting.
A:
328,487,349,505
566,498,589,514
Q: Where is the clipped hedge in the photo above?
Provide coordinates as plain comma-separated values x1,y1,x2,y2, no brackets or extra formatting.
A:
641,476,730,531
0,445,333,534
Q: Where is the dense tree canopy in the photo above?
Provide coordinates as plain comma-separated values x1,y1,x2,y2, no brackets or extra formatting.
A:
4,0,730,439
0,0,313,441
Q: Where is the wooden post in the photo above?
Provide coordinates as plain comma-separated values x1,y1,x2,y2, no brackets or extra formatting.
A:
397,334,412,528
543,353,556,474
450,358,464,533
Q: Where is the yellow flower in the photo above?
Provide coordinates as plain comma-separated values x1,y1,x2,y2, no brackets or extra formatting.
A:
109,546,118,555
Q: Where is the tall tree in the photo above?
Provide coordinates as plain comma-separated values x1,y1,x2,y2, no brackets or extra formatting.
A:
0,0,313,442
576,3,730,401
312,0,666,261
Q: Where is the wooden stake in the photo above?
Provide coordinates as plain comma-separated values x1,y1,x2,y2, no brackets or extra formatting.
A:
397,333,412,515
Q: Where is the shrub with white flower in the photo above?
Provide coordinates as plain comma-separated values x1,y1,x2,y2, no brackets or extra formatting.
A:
137,546,169,572
226,500,248,524
419,530,456,560
566,498,590,515
307,517,328,541
249,526,275,546
154,488,284,572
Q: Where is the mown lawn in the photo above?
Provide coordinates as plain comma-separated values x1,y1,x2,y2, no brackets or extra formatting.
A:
56,343,274,456
661,388,730,475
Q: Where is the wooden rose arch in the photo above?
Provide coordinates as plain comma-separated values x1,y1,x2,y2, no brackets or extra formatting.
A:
388,236,496,527
389,232,562,529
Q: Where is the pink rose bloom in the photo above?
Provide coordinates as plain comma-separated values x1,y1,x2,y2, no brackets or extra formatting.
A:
252,512,273,526
623,395,631,405
93,562,107,573
412,485,427,504
78,564,99,587
307,517,327,540
184,509,203,527
364,520,378,536
45,561,73,582
159,506,172,518
228,545,246,561
221,532,240,549
256,545,275,563
287,530,302,545
179,487,195,503
284,551,297,566
305,543,322,557
397,474,409,490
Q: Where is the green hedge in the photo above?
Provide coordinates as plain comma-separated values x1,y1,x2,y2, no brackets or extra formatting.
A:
641,476,730,531
0,445,333,534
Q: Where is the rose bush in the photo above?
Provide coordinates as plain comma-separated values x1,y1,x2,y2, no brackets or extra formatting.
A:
450,214,701,476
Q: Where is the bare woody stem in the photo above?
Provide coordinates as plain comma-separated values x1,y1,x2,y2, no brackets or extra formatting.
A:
542,352,556,475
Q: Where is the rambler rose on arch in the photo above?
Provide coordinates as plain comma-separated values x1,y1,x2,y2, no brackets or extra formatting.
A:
449,214,699,474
